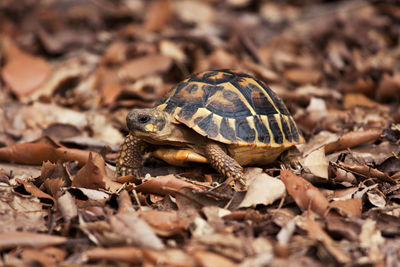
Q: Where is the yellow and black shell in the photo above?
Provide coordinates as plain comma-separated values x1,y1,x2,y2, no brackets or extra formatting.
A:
156,70,304,148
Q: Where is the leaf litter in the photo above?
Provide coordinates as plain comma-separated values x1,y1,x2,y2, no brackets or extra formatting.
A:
1,0,400,266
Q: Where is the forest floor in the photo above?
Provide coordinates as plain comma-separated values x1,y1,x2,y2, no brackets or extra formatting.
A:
1,0,400,266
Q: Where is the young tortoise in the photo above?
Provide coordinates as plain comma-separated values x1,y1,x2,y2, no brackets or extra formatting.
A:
117,70,304,184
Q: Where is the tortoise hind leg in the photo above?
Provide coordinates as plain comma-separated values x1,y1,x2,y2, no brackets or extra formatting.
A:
205,141,245,185
116,133,147,177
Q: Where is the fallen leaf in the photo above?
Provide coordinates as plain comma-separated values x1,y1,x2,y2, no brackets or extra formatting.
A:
138,210,184,236
72,152,121,192
192,250,237,267
0,142,94,166
0,186,47,233
325,128,382,154
20,247,66,266
1,38,51,97
67,187,110,201
284,68,321,84
117,190,135,214
301,147,329,179
173,0,215,25
376,72,400,102
337,161,395,183
280,170,329,217
359,220,385,263
144,0,172,32
85,247,143,265
159,40,186,63
239,168,285,208
301,218,352,264
58,191,78,222
143,248,197,266
366,192,386,208
119,54,172,81
16,178,56,205
0,232,67,250
329,198,362,217
135,174,204,196
101,83,123,106
109,213,165,250
343,93,383,109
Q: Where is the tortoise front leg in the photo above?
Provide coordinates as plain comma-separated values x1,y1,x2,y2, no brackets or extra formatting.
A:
205,141,245,185
116,133,147,177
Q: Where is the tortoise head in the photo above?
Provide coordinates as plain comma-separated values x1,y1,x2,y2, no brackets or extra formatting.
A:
126,108,173,139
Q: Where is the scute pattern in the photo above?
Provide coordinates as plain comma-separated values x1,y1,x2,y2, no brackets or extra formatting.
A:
156,70,303,147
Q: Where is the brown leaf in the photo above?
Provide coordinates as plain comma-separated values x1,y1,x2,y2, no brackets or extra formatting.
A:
85,247,143,265
119,54,172,81
340,77,375,95
43,178,65,199
325,128,382,154
16,178,56,205
302,218,352,264
280,170,329,216
337,161,395,183
343,93,383,109
117,190,135,214
284,68,321,84
376,72,400,102
20,247,67,266
144,0,172,32
102,42,128,65
135,174,204,196
1,39,51,97
72,153,106,189
100,83,123,106
329,198,362,217
0,142,93,166
109,213,165,250
143,248,197,266
138,210,184,236
192,250,237,267
0,232,67,250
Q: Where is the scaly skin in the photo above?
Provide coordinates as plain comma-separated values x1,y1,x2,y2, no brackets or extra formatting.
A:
116,133,147,177
205,141,246,185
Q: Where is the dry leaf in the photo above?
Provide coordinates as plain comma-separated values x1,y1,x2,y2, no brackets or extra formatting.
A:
119,54,172,81
301,218,352,264
109,213,165,250
135,174,204,196
239,168,285,208
0,142,94,166
138,210,184,236
192,250,237,267
0,232,67,250
325,128,382,154
284,68,321,84
280,170,329,216
144,0,172,32
301,146,329,179
1,39,51,97
16,178,56,205
85,247,143,265
329,198,362,217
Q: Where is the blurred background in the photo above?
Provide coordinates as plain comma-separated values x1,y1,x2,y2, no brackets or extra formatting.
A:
0,0,399,149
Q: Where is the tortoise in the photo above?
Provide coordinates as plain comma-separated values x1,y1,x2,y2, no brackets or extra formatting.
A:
117,70,304,185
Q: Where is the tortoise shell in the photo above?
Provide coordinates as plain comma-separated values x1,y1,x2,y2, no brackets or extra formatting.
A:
155,70,303,148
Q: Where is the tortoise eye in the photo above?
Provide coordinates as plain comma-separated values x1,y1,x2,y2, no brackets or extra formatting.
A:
138,115,150,124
